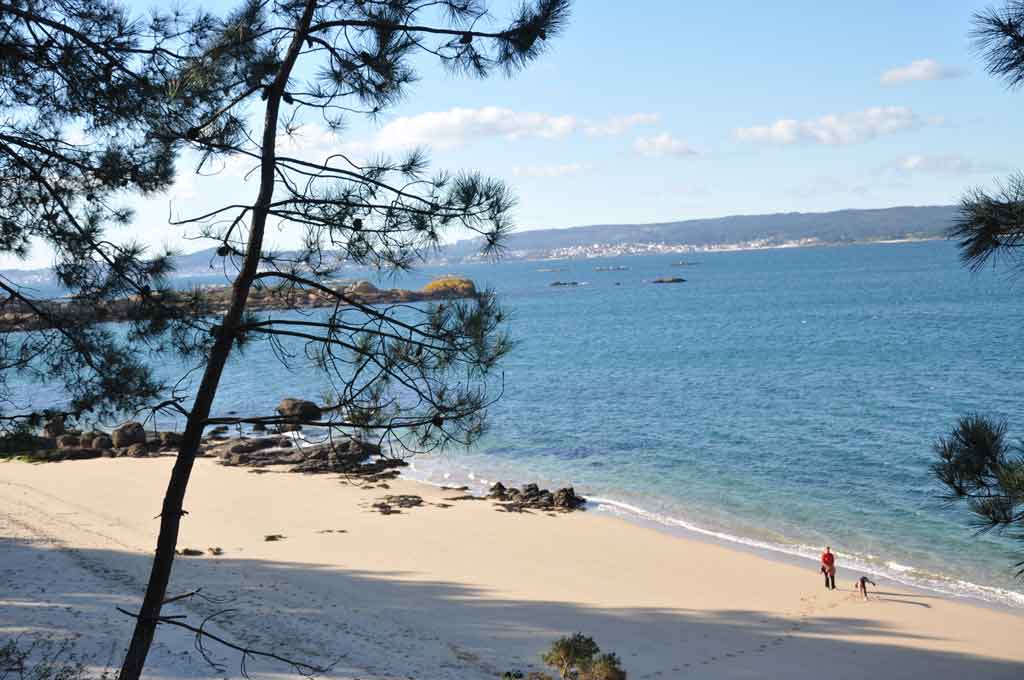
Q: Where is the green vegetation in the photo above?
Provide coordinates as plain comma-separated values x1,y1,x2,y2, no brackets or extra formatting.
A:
527,634,627,680
934,2,1024,572
0,0,568,677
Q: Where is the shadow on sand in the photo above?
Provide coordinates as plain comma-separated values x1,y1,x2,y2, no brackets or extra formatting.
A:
1,534,1022,679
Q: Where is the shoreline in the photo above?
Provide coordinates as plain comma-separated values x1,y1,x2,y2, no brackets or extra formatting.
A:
585,495,1024,617
4,457,1023,679
402,453,1024,615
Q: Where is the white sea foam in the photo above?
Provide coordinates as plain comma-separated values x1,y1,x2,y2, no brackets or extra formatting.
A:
588,496,1024,610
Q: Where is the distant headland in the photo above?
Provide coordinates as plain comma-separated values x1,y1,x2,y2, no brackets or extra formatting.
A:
0,276,478,333
442,205,956,262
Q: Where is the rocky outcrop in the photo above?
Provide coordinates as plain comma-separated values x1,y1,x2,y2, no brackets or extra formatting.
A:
111,422,146,447
212,435,398,478
487,482,586,512
56,434,80,449
158,431,182,447
276,399,322,423
91,435,113,450
125,442,157,457
42,416,65,438
0,277,480,333
652,277,685,284
29,447,102,462
290,439,394,475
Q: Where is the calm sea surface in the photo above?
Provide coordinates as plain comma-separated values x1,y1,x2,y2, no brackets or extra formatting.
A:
13,240,1024,607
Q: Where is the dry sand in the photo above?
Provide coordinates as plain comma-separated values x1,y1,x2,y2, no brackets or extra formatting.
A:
2,457,1023,679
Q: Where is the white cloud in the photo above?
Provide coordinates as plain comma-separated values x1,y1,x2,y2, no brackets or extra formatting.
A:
881,59,963,85
372,108,660,151
209,108,661,181
375,106,578,151
736,106,935,146
583,113,660,137
513,162,593,178
891,153,1005,175
633,133,697,158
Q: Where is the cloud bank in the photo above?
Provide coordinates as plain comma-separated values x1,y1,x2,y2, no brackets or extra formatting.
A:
374,107,658,151
891,153,1005,175
881,59,963,85
736,106,937,146
633,133,696,158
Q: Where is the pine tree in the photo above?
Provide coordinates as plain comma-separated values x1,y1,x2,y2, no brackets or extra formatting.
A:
934,2,1024,571
1,0,572,677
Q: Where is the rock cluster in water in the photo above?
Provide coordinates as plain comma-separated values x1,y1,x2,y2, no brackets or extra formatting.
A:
487,482,586,512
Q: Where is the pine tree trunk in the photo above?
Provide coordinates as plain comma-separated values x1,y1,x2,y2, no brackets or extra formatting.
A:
118,3,318,677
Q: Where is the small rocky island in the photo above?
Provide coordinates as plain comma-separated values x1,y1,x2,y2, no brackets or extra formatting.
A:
0,276,478,333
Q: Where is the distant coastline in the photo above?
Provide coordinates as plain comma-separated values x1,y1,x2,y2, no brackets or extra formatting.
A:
453,234,950,264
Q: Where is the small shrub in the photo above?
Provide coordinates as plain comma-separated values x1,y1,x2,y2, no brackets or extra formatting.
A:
540,634,626,680
421,276,477,298
583,653,626,680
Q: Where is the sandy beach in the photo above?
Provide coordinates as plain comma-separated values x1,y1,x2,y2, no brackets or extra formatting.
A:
2,457,1023,679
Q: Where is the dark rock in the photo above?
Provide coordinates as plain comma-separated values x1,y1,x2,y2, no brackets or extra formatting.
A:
4,435,57,454
347,438,381,457
251,421,267,432
112,422,146,447
56,448,102,461
553,487,586,510
178,548,203,556
485,480,587,513
229,438,280,455
652,276,685,284
380,494,423,509
158,431,182,447
276,398,322,423
208,425,230,437
56,434,80,449
42,416,65,438
264,534,286,542
91,435,113,450
125,442,156,457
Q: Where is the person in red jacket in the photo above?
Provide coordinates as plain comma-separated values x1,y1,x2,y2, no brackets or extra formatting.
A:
820,546,836,590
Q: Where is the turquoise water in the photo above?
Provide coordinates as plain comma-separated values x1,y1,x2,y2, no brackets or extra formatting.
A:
11,240,1024,607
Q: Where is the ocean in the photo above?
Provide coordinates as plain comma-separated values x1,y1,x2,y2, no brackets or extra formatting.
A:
12,239,1024,608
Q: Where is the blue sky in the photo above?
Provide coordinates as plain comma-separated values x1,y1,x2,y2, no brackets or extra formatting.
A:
10,0,1024,267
